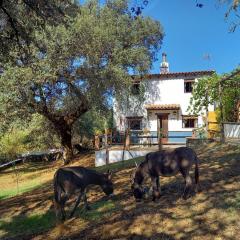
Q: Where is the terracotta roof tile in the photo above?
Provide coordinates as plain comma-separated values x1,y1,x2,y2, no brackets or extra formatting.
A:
132,70,215,82
145,104,181,110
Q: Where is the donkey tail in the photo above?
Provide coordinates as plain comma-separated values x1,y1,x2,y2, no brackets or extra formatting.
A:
194,157,199,184
194,155,201,192
53,169,62,217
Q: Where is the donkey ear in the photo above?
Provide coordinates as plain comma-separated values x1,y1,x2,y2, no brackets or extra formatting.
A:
134,161,138,168
106,169,113,180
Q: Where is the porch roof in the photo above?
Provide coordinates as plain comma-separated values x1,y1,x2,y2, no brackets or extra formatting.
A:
145,104,180,110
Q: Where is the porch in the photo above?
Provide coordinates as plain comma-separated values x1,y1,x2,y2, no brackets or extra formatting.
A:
94,129,193,150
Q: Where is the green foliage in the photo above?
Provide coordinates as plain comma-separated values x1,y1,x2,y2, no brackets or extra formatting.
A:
0,114,60,163
73,108,112,139
0,0,163,159
188,73,220,115
0,0,163,118
221,88,239,122
0,0,78,63
188,69,240,122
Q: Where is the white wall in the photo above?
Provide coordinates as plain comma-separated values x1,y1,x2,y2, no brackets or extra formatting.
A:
95,150,151,167
114,76,214,132
224,123,240,138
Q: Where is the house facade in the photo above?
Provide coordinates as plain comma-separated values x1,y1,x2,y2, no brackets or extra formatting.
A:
113,53,215,143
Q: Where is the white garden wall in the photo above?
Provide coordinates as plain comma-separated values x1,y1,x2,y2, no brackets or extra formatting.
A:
95,150,151,167
224,123,240,138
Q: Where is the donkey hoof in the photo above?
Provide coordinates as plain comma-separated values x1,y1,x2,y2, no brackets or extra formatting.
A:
182,193,191,200
182,195,188,200
196,186,202,193
85,205,91,210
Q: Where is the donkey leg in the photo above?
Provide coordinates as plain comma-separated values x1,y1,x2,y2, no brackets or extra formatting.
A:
151,176,161,201
60,195,68,221
182,173,193,200
83,190,91,210
69,190,84,218
156,176,160,193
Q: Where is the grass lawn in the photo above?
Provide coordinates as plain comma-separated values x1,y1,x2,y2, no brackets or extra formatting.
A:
0,143,240,240
0,153,143,200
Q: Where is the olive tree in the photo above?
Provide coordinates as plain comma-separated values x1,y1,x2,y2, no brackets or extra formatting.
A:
0,0,164,164
0,0,79,63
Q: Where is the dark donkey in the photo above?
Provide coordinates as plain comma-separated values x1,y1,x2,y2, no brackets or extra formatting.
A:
53,166,113,221
131,147,200,201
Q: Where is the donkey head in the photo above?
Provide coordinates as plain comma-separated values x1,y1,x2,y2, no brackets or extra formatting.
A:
131,165,144,202
101,170,114,196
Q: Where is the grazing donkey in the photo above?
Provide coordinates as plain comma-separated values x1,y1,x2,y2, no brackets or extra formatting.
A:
131,147,200,202
53,166,113,221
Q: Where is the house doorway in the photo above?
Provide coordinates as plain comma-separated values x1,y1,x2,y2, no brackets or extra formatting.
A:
157,114,169,144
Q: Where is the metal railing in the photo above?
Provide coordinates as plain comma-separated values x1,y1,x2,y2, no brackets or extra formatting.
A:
95,130,192,150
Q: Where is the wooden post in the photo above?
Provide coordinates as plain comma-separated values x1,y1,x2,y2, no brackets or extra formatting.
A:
205,87,209,133
105,129,109,164
219,81,225,143
158,129,162,151
125,128,130,151
108,129,112,145
94,135,100,150
192,129,196,138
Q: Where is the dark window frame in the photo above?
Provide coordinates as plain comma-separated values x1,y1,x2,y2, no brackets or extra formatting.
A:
131,83,140,95
184,79,195,93
182,116,198,128
126,117,143,130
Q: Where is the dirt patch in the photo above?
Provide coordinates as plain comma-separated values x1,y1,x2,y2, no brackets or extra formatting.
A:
1,144,240,240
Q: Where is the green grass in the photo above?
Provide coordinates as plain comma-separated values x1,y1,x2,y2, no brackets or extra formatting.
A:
0,156,144,200
0,179,45,200
220,191,240,212
0,211,55,239
0,156,141,238
0,199,121,239
75,199,121,221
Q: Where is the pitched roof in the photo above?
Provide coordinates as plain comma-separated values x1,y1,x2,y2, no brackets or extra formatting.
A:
145,104,181,110
133,70,215,81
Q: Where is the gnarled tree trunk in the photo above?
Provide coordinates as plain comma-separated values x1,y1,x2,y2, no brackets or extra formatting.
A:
32,82,89,165
59,126,73,165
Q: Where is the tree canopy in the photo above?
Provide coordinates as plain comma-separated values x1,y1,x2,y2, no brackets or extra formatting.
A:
188,68,240,124
0,0,78,63
0,0,164,163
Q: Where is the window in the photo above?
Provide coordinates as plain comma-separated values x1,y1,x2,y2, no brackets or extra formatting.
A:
131,83,140,95
127,117,142,130
184,79,194,93
182,116,198,128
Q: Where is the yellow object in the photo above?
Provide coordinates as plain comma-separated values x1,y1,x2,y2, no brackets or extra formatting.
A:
207,111,219,138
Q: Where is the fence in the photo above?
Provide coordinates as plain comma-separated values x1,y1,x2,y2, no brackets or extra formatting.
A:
224,122,240,139
94,129,192,150
94,129,194,166
0,150,63,171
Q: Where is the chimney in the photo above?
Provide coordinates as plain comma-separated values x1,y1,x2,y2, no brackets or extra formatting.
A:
160,52,169,73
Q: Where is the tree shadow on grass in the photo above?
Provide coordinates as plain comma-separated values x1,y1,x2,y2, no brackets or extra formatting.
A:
0,179,53,218
0,209,55,240
67,146,240,240
1,145,240,240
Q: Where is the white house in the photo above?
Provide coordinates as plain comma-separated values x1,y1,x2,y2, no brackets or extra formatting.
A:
113,53,215,144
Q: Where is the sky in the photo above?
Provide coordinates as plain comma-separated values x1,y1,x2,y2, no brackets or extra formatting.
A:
81,0,240,74
140,0,240,74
